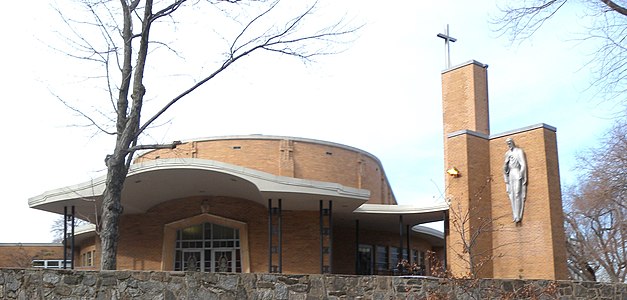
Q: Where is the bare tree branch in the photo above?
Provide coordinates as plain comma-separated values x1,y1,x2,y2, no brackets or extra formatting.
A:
564,118,626,282
493,0,627,108
51,0,358,270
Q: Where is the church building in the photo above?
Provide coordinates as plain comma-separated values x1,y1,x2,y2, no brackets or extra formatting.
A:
26,135,448,275
3,58,568,281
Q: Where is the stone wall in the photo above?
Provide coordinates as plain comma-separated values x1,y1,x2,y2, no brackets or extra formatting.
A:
1,268,625,299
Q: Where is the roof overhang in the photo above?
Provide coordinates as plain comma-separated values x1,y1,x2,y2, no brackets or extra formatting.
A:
333,202,449,245
351,203,449,226
29,158,371,223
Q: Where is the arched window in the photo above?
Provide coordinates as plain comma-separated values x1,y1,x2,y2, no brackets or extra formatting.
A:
174,222,241,272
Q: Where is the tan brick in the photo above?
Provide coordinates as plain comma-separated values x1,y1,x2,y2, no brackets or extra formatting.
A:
442,62,567,280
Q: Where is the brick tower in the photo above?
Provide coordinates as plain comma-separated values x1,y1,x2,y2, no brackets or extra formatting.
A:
441,60,568,280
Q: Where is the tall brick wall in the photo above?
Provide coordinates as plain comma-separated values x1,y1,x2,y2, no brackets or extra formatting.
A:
442,61,567,280
135,137,395,205
489,128,568,279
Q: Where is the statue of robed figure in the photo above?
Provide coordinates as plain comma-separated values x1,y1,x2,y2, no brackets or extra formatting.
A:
503,138,527,223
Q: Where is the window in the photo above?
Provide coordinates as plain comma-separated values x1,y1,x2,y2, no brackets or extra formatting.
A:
174,222,241,272
411,249,426,275
32,260,69,269
375,245,388,273
82,250,95,267
389,247,400,267
357,244,373,275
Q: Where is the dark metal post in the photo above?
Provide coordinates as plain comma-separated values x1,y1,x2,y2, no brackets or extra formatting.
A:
278,199,282,273
319,200,323,273
355,219,360,274
63,206,67,269
399,215,404,263
406,224,411,263
71,206,75,269
319,200,333,274
443,211,449,271
328,200,333,274
268,199,272,273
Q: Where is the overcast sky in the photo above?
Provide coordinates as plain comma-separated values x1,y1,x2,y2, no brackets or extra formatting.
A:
0,1,619,242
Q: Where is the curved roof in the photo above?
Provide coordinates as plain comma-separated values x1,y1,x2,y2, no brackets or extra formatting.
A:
29,158,371,223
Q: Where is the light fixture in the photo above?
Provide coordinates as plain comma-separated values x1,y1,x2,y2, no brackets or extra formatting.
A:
447,167,460,177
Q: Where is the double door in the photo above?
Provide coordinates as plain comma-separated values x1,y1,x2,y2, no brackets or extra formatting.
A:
182,249,236,272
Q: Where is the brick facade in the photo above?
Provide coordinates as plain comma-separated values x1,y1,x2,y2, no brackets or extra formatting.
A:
0,244,64,268
69,195,441,274
63,137,442,275
135,137,395,205
442,60,568,280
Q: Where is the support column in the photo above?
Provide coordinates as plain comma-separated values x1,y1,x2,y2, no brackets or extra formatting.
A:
62,206,76,269
268,199,282,273
71,206,75,269
443,211,449,271
398,215,404,264
63,206,67,269
406,224,411,263
355,219,360,274
319,200,333,274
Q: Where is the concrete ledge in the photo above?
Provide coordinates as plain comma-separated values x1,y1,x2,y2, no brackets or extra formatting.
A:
446,123,557,140
490,123,557,139
447,129,489,139
441,60,488,73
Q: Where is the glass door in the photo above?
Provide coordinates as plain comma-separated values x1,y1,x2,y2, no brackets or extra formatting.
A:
182,250,202,271
213,250,235,272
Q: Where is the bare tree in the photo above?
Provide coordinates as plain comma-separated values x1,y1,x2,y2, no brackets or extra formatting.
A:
443,176,510,279
52,0,357,270
7,244,55,268
50,216,90,243
493,0,627,107
563,119,626,282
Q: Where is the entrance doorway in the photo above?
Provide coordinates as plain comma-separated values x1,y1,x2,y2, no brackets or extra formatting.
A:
174,222,241,272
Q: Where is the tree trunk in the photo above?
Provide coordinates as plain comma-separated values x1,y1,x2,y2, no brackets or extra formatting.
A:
100,153,129,270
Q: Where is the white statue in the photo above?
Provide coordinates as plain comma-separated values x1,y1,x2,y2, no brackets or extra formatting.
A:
503,138,527,223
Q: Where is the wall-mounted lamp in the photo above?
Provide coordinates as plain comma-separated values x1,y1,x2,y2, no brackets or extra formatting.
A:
447,167,460,177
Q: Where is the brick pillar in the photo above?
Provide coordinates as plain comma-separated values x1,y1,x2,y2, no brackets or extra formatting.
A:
442,60,490,136
442,61,493,278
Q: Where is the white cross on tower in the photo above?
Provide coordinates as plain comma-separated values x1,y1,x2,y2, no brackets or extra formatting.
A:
437,24,457,68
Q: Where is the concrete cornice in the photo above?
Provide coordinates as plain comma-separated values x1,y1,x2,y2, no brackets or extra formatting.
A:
446,123,557,140
490,123,557,139
441,60,488,74
447,129,489,139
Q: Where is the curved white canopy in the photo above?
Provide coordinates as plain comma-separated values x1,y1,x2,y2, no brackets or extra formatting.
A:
29,158,448,243
29,158,371,223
